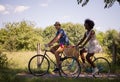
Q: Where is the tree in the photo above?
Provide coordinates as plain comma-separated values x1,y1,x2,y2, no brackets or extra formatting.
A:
42,25,56,44
103,30,120,64
62,22,85,45
0,21,43,51
0,51,8,68
77,0,120,8
42,22,85,45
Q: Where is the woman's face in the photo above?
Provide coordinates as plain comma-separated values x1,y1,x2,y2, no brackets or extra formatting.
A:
84,23,89,30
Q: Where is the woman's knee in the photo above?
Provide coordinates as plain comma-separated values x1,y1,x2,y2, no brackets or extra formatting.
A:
86,54,90,60
86,53,94,60
80,49,84,54
50,49,55,54
80,48,87,54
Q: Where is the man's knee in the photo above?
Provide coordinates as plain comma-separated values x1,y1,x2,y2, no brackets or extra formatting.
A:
55,51,60,55
50,49,55,54
50,45,59,54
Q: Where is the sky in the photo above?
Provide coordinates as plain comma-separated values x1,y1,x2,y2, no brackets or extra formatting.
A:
0,0,120,32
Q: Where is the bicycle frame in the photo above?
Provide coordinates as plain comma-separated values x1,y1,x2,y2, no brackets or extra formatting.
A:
42,50,57,66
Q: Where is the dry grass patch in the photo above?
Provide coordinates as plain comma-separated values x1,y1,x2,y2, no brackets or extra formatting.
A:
3,51,56,69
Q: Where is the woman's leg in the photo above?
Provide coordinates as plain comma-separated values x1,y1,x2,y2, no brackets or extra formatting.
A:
80,48,87,63
86,53,99,74
86,53,95,68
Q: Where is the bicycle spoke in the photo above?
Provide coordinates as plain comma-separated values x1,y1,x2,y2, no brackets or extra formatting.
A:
93,57,111,78
60,57,81,78
28,55,50,76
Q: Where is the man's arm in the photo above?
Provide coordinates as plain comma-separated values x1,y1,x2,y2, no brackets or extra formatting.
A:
48,33,62,46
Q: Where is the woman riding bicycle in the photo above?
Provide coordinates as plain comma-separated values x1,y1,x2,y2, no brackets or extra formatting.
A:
76,19,102,75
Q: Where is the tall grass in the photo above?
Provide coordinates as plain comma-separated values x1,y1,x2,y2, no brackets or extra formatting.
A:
4,51,111,70
3,51,56,70
0,51,120,82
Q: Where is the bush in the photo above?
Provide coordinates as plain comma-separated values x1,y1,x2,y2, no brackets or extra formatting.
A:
0,51,8,68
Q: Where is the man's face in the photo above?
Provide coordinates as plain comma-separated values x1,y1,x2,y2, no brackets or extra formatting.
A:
54,25,60,30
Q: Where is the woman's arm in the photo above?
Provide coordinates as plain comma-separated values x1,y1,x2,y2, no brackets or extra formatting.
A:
76,33,86,46
82,30,95,47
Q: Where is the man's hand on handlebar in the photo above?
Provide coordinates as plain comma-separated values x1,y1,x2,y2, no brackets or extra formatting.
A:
45,44,53,47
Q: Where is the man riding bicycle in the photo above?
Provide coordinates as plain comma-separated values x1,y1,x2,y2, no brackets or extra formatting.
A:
46,21,69,72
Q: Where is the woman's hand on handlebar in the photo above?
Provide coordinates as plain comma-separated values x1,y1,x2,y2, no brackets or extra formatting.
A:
75,45,84,49
79,45,84,48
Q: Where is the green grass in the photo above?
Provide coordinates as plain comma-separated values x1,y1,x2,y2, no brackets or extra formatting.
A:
3,51,111,69
14,77,120,82
0,68,120,82
0,51,120,82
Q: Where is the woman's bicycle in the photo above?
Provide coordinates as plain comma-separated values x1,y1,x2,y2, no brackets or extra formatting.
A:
77,47,111,78
92,56,111,78
28,46,81,78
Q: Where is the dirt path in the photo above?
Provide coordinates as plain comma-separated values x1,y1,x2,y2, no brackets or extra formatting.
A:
16,72,120,79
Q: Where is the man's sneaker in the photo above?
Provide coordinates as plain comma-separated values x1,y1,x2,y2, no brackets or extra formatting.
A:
53,68,60,72
92,67,99,75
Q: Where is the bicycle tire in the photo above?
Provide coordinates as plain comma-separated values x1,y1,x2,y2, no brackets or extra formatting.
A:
28,54,50,76
93,57,111,78
59,57,81,78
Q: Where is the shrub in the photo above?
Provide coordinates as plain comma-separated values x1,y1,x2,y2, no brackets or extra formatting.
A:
0,51,8,68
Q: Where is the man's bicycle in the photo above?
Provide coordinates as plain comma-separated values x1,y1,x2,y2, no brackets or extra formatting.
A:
28,46,81,78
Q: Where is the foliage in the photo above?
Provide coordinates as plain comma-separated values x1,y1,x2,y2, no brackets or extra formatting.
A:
0,21,120,65
0,51,8,68
62,22,85,45
42,22,85,45
0,21,43,51
101,30,120,65
103,30,118,53
77,0,120,8
0,51,119,82
42,25,56,44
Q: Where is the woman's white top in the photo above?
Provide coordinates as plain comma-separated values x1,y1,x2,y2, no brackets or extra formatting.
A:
85,30,102,53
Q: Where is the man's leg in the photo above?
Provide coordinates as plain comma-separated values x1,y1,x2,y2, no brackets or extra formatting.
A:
50,45,59,54
50,45,64,71
55,46,64,68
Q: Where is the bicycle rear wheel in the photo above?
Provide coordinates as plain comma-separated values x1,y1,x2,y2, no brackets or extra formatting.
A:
93,57,111,78
60,57,81,78
28,55,50,76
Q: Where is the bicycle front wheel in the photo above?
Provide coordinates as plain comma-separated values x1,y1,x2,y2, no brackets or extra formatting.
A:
60,57,81,78
28,55,50,76
93,57,111,78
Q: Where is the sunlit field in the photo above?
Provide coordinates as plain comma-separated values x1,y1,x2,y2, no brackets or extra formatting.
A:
1,51,120,82
3,51,111,70
3,51,55,70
